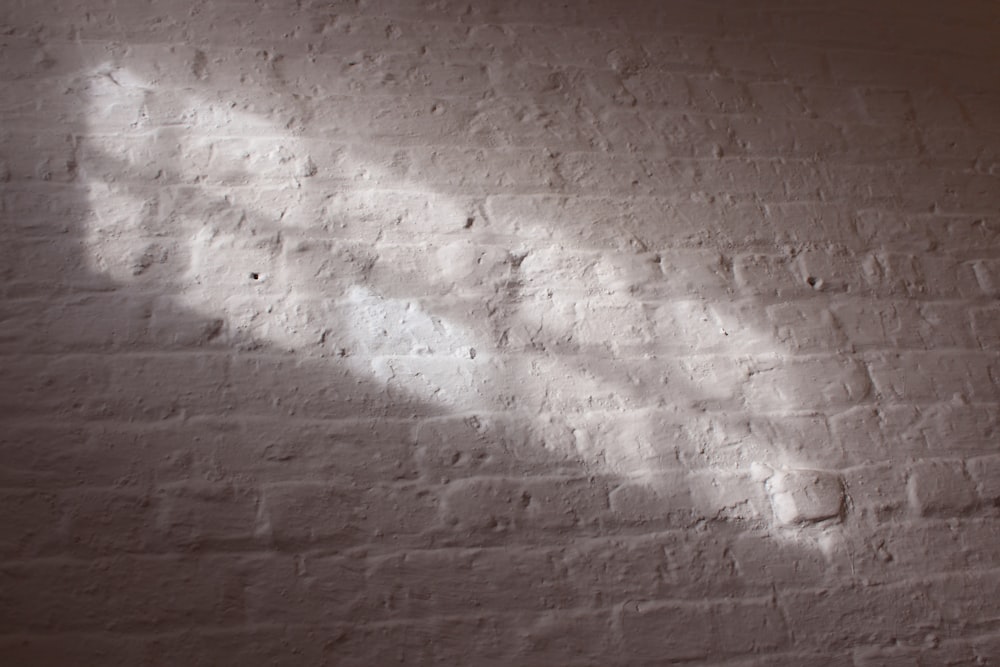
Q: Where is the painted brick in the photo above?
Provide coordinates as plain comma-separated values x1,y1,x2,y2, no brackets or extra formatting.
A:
0,556,251,632
907,459,978,517
765,468,845,526
414,413,579,480
619,599,789,662
259,481,440,548
742,356,872,412
4,0,1000,663
438,476,608,539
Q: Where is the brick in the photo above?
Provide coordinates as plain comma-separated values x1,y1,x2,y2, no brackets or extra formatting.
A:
567,409,746,473
867,352,1000,403
839,123,923,160
0,183,95,233
494,292,580,353
206,417,419,485
730,530,833,588
259,481,440,548
742,356,872,412
365,241,508,299
148,295,229,349
83,420,225,486
288,616,511,667
894,301,975,349
101,352,231,420
968,455,1000,505
689,468,771,524
778,584,928,652
0,634,145,667
973,259,1000,297
843,519,991,586
864,253,981,299
243,554,365,625
0,130,79,183
916,402,1000,458
58,489,161,556
828,404,926,463
747,413,844,469
298,612,614,667
225,353,440,420
39,295,153,351
572,295,654,350
620,599,788,662
653,299,743,353
768,300,847,352
764,469,845,526
607,471,696,527
414,413,579,480
599,110,730,158
156,483,260,550
368,354,502,413
898,170,1000,215
907,459,978,517
0,555,252,632
504,610,616,664
0,491,62,558
561,529,760,601
330,287,480,357
364,548,577,617
0,353,112,418
841,463,909,522
733,253,806,298
853,642,979,667
439,476,608,538
0,424,89,487
0,236,107,296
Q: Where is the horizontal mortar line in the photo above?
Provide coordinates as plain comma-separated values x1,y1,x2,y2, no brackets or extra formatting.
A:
0,530,776,568
777,564,1000,599
6,187,979,206
2,516,994,569
0,405,877,431
0,359,997,381
64,108,975,129
0,180,900,204
0,182,913,206
0,475,449,492
0,414,425,429
340,530,765,560
64,136,981,160
10,68,986,104
837,462,987,477
48,30,979,60
254,472,598,486
57,93,931,118
0,603,636,639
0,622,325,641
6,59,987,88
45,132,934,164
2,181,890,198
3,349,926,361
72,136,906,164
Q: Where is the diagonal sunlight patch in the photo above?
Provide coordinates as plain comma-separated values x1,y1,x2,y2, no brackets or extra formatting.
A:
79,62,846,545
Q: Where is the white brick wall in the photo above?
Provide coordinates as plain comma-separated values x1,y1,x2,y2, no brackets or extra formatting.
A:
2,0,1000,663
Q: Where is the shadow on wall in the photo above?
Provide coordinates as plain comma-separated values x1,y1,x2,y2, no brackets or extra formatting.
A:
2,0,1000,663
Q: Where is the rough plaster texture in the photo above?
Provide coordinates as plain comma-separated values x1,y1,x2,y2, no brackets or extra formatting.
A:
2,0,1000,664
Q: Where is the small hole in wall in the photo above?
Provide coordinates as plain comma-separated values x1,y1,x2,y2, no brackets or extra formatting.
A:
250,272,261,280
806,276,817,286
464,216,474,229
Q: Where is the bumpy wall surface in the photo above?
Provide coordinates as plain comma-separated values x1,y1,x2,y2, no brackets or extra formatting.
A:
2,0,1000,664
